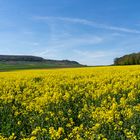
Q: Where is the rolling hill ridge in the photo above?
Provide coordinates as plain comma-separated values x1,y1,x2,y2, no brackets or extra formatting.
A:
0,55,84,71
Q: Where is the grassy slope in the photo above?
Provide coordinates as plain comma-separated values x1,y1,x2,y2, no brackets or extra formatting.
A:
0,62,83,71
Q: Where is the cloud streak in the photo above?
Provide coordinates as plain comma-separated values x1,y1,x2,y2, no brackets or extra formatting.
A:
34,16,140,34
48,35,103,49
73,49,122,65
74,49,120,59
34,35,103,59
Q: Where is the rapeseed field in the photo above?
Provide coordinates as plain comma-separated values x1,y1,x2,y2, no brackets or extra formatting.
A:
1,66,140,140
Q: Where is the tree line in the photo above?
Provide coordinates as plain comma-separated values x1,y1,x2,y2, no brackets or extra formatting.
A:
114,52,140,65
0,55,44,62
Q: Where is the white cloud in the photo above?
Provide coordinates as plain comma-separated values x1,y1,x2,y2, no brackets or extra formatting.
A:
73,50,121,65
74,50,107,58
33,35,103,59
49,35,103,49
34,16,140,34
34,32,103,52
74,49,120,58
36,48,58,59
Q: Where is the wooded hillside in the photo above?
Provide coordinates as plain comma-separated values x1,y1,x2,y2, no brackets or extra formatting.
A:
114,52,140,65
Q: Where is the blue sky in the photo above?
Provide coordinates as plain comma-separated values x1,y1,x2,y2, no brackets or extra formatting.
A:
0,0,140,65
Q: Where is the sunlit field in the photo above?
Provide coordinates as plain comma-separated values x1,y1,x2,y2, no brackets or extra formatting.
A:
1,66,140,139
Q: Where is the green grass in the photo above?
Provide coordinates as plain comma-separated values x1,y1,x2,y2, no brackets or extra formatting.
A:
0,62,83,71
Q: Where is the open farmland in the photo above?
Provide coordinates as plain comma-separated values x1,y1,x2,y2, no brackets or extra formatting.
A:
1,66,140,139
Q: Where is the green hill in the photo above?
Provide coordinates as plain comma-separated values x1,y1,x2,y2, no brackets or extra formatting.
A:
0,55,84,71
114,52,140,65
